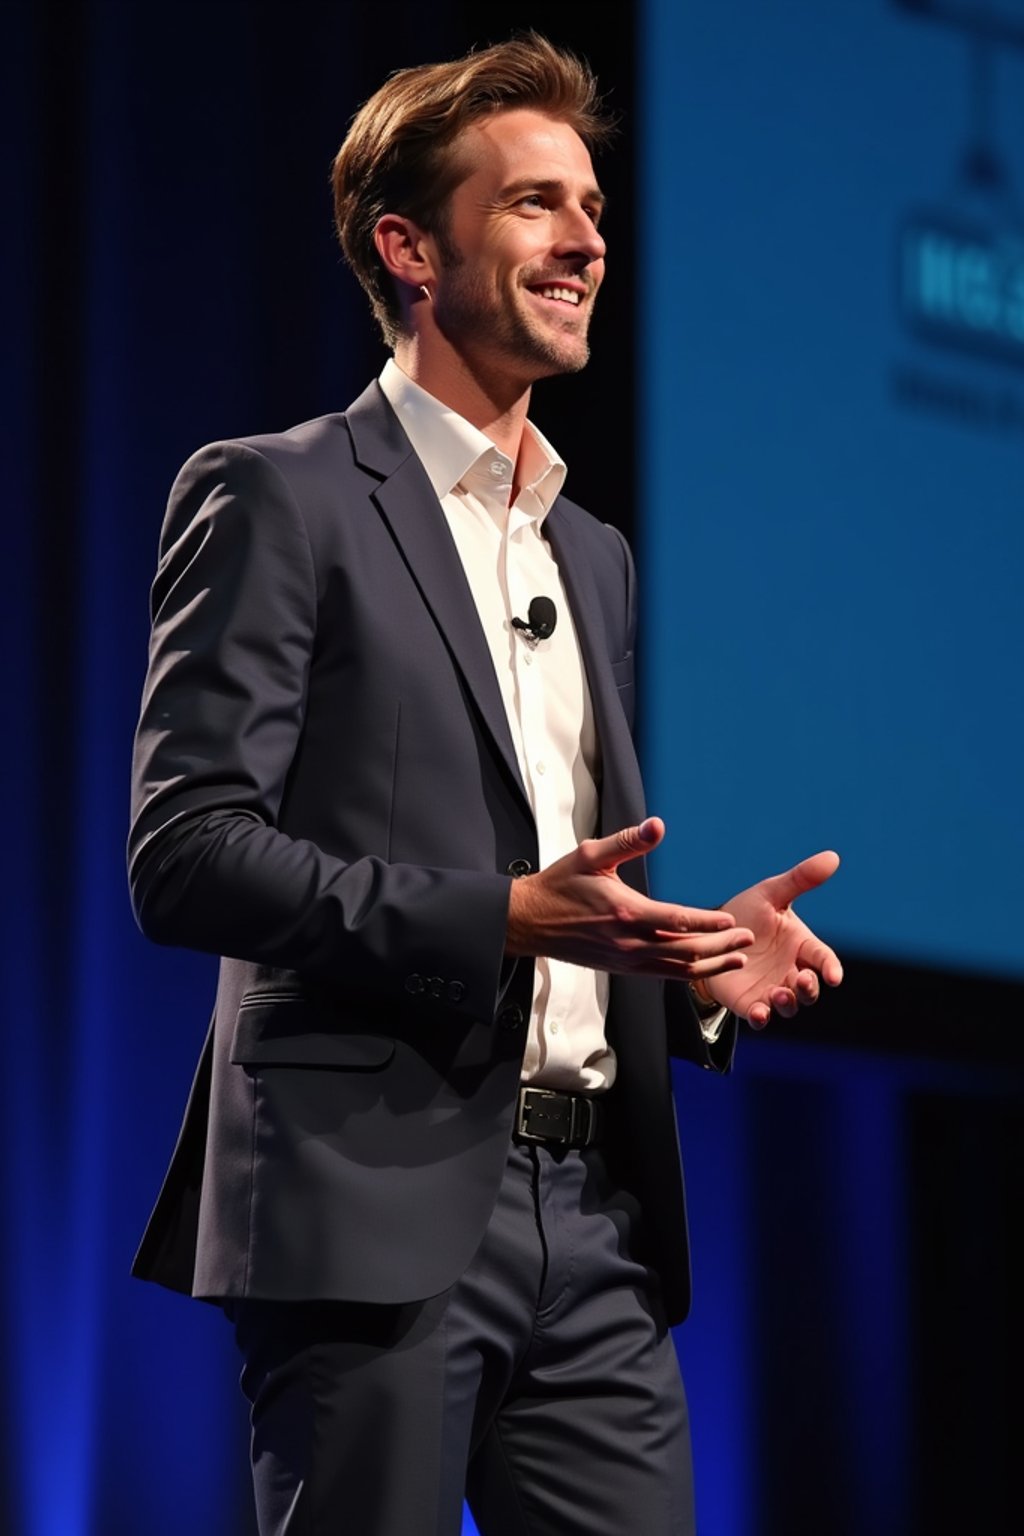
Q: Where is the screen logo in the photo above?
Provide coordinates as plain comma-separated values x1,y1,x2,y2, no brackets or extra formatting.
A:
892,0,1024,431
901,215,1024,365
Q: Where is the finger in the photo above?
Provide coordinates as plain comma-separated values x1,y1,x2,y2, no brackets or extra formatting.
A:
655,907,747,937
636,899,740,937
651,928,754,959
769,986,799,1019
632,949,749,981
677,950,749,979
760,850,840,910
578,816,665,873
792,969,820,1006
747,985,798,1028
796,936,844,987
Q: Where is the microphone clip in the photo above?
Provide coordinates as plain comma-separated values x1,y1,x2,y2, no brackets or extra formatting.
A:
511,596,558,645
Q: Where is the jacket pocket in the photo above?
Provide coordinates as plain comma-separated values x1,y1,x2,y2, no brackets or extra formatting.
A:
610,652,634,690
229,998,395,1070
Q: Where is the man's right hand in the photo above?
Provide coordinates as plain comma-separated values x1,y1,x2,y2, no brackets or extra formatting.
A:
505,817,754,980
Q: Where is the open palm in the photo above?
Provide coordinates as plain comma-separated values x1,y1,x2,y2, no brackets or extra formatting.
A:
703,851,843,1028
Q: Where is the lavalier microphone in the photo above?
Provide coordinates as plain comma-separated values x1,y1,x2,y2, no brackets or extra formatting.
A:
511,596,557,643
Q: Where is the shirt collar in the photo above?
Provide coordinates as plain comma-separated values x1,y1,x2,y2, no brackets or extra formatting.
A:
379,358,567,522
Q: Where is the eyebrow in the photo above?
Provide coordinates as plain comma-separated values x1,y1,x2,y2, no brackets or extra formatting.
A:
499,177,608,213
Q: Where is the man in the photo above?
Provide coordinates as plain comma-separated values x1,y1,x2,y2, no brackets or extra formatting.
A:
129,33,842,1536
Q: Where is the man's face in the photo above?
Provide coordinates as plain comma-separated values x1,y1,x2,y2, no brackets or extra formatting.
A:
429,108,607,388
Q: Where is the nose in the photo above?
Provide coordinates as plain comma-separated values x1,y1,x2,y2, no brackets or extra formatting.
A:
554,202,606,267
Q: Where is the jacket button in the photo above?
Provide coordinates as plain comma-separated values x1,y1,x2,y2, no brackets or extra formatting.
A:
404,974,425,995
428,976,444,999
447,981,466,1003
496,1003,525,1031
507,859,532,878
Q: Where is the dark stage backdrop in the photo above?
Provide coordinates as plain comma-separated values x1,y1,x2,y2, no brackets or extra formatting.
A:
1,3,1020,1535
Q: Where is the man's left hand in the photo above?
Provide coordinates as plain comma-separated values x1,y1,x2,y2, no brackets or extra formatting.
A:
697,851,843,1028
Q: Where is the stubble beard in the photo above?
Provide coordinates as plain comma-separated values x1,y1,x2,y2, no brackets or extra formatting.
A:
433,234,593,382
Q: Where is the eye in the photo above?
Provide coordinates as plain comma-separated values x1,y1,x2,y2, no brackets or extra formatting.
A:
518,193,546,210
583,204,602,226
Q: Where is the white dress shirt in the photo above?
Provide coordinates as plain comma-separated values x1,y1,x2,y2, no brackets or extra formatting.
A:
379,359,617,1091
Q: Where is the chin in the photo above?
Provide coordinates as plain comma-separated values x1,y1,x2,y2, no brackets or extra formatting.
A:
519,324,592,379
539,342,591,378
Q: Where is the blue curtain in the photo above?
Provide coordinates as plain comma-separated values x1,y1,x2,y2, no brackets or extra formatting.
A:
3,5,382,1531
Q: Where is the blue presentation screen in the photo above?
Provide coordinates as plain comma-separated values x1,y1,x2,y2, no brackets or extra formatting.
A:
639,0,1024,980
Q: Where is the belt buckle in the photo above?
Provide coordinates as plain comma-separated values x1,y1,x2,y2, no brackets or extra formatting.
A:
516,1086,570,1144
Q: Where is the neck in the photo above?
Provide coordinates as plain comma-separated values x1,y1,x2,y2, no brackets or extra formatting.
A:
393,335,532,463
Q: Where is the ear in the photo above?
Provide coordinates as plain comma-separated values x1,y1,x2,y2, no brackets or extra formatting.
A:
374,215,439,294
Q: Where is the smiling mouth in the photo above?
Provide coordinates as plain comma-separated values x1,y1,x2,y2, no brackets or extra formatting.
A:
528,284,584,307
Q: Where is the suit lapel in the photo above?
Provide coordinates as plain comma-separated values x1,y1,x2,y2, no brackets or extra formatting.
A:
346,383,529,808
346,383,645,838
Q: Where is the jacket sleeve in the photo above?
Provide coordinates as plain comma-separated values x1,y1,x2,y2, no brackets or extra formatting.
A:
128,440,513,1022
664,982,738,1074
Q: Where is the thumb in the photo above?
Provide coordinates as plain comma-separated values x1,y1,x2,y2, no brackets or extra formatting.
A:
761,849,840,909
579,816,665,873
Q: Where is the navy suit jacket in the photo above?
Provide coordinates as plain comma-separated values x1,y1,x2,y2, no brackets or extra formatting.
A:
129,381,736,1325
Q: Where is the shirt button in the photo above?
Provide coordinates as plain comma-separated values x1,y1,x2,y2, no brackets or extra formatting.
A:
523,652,533,665
489,460,505,478
550,1020,559,1034
535,760,546,775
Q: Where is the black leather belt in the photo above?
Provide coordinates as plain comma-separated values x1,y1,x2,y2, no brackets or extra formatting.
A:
514,1085,605,1148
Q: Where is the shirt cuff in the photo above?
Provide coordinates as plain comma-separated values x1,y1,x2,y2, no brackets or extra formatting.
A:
688,983,730,1044
698,1005,730,1044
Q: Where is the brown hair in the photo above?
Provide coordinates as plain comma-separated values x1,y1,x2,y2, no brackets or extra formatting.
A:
332,33,615,345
